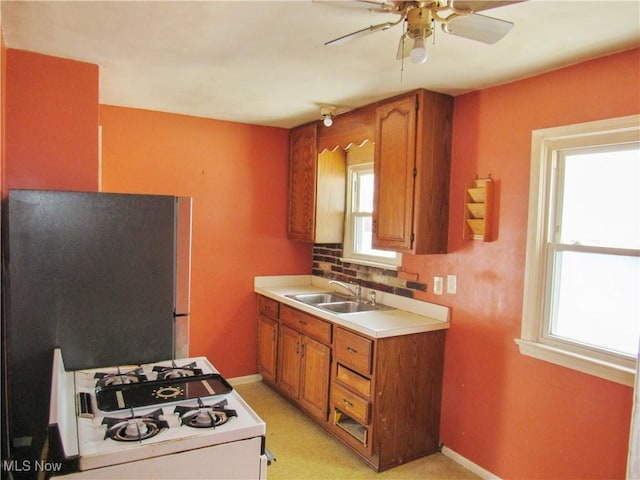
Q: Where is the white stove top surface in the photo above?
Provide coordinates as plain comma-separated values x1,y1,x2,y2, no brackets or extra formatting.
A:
68,356,266,472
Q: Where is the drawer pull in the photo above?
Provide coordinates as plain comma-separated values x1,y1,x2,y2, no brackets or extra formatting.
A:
347,347,358,353
299,319,308,325
342,398,353,408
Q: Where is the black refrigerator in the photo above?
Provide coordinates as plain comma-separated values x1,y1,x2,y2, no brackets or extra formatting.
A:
2,189,192,476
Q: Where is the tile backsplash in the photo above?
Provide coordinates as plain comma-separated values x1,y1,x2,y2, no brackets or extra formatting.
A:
312,244,427,298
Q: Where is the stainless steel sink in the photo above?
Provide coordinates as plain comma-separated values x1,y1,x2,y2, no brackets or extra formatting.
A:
286,292,393,315
286,292,349,305
316,301,378,314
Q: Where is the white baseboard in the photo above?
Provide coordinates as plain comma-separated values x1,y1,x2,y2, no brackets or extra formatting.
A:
228,373,263,385
441,445,500,480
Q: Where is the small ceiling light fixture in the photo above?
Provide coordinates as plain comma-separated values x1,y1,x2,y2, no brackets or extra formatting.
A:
320,106,336,127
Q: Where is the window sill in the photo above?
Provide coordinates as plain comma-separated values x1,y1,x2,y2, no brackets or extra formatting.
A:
340,257,400,271
515,338,635,386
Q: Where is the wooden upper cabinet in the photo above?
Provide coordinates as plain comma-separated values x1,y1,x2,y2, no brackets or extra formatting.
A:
373,90,453,254
288,122,318,241
288,122,345,243
373,94,417,252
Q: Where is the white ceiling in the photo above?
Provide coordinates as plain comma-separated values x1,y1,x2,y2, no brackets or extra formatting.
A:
2,0,639,129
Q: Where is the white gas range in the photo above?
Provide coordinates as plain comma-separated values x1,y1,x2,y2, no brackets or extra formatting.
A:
48,349,267,479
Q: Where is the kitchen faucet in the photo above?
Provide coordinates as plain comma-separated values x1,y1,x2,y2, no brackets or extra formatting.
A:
329,281,361,301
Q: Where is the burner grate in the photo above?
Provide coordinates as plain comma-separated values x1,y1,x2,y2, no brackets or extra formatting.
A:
153,361,203,380
102,408,169,442
94,367,147,388
174,399,237,429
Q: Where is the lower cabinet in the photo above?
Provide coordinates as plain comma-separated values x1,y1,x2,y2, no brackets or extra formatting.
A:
276,305,332,422
256,295,446,472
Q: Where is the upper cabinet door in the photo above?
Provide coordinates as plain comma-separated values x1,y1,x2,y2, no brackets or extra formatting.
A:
288,123,318,241
373,94,417,251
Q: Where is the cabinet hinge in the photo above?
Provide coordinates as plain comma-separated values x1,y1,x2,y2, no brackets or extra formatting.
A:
410,232,415,244
415,96,419,111
413,167,417,177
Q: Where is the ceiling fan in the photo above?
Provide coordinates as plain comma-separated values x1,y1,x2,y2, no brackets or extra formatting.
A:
324,0,524,64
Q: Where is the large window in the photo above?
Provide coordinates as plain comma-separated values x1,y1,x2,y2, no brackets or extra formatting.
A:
518,115,639,386
343,163,401,268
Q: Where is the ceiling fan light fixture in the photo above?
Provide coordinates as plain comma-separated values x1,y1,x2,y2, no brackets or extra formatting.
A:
410,36,428,64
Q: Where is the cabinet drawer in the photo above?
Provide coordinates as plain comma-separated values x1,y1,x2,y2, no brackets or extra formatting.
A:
335,328,373,374
258,296,279,320
281,305,332,345
336,364,371,398
332,383,370,425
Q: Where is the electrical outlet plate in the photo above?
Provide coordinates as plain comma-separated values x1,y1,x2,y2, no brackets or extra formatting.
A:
433,276,443,295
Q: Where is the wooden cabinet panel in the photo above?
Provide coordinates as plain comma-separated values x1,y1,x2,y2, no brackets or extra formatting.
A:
372,89,453,254
280,305,332,345
373,330,446,471
335,327,373,374
257,314,278,383
373,94,417,251
336,364,371,398
288,122,317,241
317,104,374,152
277,324,301,398
257,295,279,321
331,383,370,425
299,336,331,421
287,122,346,243
276,309,332,422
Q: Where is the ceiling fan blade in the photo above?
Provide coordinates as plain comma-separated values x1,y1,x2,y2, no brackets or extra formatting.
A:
313,0,394,13
445,13,513,44
396,33,412,59
325,20,397,46
451,0,526,13
354,0,395,11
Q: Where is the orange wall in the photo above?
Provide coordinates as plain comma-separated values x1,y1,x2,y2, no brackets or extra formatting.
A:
4,49,98,193
99,106,312,376
403,48,639,479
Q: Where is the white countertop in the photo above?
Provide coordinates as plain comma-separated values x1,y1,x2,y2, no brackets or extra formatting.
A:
254,275,449,339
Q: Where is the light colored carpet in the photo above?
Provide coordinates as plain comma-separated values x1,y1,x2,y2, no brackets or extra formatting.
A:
234,382,480,480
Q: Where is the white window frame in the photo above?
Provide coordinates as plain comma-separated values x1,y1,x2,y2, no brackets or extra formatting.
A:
342,163,402,268
517,114,640,386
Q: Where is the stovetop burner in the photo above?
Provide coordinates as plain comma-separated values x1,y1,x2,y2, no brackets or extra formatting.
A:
94,367,147,387
102,408,169,442
153,360,203,380
174,399,237,429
